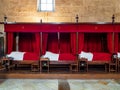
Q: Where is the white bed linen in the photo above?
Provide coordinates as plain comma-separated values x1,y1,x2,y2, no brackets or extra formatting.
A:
7,51,25,61
117,52,120,58
42,51,59,61
79,51,93,61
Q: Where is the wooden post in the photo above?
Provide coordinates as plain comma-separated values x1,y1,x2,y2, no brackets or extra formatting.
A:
112,14,115,53
16,33,19,51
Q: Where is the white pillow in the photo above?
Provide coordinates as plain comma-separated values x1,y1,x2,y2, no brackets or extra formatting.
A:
79,51,93,61
42,51,59,61
7,51,25,61
117,52,120,58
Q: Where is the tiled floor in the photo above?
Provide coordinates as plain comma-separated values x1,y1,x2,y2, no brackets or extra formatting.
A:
0,79,120,90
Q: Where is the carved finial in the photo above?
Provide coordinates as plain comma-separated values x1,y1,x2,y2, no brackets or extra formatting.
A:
75,14,79,23
40,19,42,23
112,14,115,23
4,15,7,23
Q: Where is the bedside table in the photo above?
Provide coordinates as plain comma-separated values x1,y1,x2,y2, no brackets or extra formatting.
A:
40,58,50,72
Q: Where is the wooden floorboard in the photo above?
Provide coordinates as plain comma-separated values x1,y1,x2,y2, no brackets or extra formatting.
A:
0,72,120,79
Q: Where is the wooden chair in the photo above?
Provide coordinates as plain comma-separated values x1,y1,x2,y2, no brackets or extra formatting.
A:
109,53,118,72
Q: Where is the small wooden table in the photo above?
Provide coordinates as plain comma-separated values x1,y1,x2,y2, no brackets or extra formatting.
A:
40,58,50,72
79,59,88,72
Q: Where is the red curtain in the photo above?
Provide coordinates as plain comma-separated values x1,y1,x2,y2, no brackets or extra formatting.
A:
107,33,113,53
83,33,106,52
47,33,59,53
7,32,13,54
114,33,118,52
78,33,84,54
71,33,77,55
114,33,120,52
19,33,36,52
34,33,41,56
42,33,48,55
59,33,71,53
118,34,120,52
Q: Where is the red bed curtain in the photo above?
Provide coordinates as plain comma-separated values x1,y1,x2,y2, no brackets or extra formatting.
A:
47,33,59,53
114,33,120,53
59,33,71,53
78,33,84,54
83,33,102,52
82,33,113,53
42,33,48,55
19,33,35,52
7,32,13,54
34,33,41,56
107,33,113,53
71,32,77,55
42,32,77,55
19,33,41,56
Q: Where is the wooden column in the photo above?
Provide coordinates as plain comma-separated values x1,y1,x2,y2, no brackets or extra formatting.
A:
76,32,78,60
16,33,19,51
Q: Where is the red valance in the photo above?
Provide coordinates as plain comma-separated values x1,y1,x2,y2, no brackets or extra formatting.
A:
5,23,115,33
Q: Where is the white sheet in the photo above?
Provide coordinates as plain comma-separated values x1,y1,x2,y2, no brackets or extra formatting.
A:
7,51,25,61
117,52,120,58
42,51,59,61
79,51,93,61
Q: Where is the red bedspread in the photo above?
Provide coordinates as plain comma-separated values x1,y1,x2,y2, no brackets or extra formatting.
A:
59,53,76,61
23,52,39,61
92,52,111,61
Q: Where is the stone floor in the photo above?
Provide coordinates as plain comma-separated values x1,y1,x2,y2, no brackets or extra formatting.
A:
0,79,120,90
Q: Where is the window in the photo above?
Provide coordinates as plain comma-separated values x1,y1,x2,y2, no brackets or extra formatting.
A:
37,0,55,12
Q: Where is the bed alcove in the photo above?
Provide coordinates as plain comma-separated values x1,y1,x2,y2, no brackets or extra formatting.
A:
41,32,77,61
77,32,113,61
6,32,40,61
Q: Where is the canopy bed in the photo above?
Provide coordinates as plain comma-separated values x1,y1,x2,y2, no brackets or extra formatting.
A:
4,23,115,71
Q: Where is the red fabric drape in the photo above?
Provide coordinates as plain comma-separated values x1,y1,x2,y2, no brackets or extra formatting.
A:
107,33,113,53
19,33,36,52
7,32,13,54
71,33,76,55
60,33,71,53
83,33,106,52
114,33,118,53
42,33,48,55
34,33,41,56
47,33,59,53
78,33,84,54
118,34,120,52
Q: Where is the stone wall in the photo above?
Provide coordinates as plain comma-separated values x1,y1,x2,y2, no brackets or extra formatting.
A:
0,0,120,31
